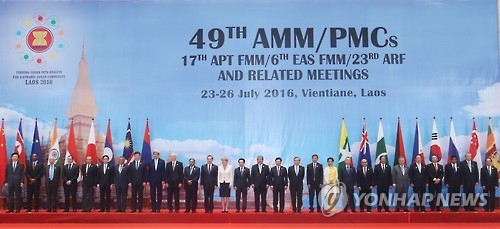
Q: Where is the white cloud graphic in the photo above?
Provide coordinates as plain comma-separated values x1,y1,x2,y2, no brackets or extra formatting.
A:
463,83,500,118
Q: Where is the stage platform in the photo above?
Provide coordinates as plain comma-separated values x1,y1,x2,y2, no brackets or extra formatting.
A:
0,210,499,224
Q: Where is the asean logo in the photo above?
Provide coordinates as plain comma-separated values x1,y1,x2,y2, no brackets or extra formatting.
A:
14,12,65,67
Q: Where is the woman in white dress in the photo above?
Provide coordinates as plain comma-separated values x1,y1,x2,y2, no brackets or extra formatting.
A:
218,156,233,213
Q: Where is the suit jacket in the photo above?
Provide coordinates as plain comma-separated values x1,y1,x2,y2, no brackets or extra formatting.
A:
427,163,444,184
233,167,251,189
460,160,479,187
148,158,166,184
4,162,24,187
373,163,392,188
356,166,374,189
444,163,462,187
409,163,427,188
129,160,147,185
288,165,305,189
338,165,356,189
45,164,61,185
183,166,200,190
392,164,409,187
306,163,323,185
25,160,44,183
480,166,499,189
97,163,114,186
165,161,183,186
250,164,270,188
114,164,130,188
62,163,79,185
81,164,98,187
269,166,288,188
200,164,218,187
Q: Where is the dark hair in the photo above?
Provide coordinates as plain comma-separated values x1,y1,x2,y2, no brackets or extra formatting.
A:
312,154,318,159
134,151,141,155
238,158,245,163
275,157,282,162
207,155,213,159
450,155,457,160
189,158,195,162
294,156,300,160
102,155,109,159
327,157,334,162
11,152,19,158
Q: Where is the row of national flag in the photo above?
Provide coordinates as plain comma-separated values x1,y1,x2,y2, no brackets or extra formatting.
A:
338,117,498,170
0,118,154,184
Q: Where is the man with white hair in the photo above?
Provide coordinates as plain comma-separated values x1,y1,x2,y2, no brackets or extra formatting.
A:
165,152,183,213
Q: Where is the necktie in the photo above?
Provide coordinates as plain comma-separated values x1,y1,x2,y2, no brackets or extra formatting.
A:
104,164,107,174
259,164,262,174
277,166,280,176
382,164,385,171
67,164,70,170
208,164,211,173
418,164,421,173
49,165,54,180
401,165,405,175
136,161,139,170
313,164,317,178
190,167,193,175
69,163,72,170
453,164,456,172
468,161,472,172
13,162,16,171
363,167,366,176
346,166,350,174
86,164,89,174
119,165,123,174
173,162,176,171
434,163,438,172
489,166,491,176
295,166,299,176
155,159,158,171
33,162,36,169
240,167,243,176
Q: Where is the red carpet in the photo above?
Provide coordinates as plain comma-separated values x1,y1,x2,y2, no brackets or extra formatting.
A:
0,211,499,224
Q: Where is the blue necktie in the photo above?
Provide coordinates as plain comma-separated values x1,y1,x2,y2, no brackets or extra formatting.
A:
49,165,54,180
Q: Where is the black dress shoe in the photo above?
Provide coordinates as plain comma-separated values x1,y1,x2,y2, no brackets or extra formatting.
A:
297,210,302,213
273,211,278,214
6,210,13,213
99,210,105,212
131,210,136,213
139,210,142,213
236,210,240,213
254,210,260,213
115,210,122,213
26,210,32,213
63,210,69,212
53,210,57,212
192,210,197,213
242,210,246,213
262,210,267,213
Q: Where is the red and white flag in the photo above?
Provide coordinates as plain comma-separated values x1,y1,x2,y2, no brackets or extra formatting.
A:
469,119,483,169
86,120,98,164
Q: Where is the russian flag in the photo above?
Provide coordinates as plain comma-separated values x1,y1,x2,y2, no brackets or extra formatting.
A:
447,117,460,163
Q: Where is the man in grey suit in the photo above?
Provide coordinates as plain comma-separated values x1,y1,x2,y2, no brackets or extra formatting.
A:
4,153,24,213
392,157,409,212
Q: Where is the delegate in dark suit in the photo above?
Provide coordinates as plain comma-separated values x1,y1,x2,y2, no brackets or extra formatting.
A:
288,165,305,213
251,163,270,212
148,158,165,212
461,159,479,211
480,165,498,212
339,165,356,212
5,161,24,212
200,163,218,212
445,161,462,211
26,160,44,212
374,163,392,212
356,165,374,212
97,163,114,212
183,165,200,212
82,163,98,212
45,163,61,212
129,160,147,212
114,163,130,212
234,166,250,212
427,162,444,211
165,160,183,212
269,165,288,213
392,164,409,211
409,162,427,211
62,162,78,212
306,162,323,212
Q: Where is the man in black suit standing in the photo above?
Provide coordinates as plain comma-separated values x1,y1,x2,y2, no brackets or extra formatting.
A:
269,157,288,213
62,155,78,212
114,156,129,212
288,156,305,213
251,155,269,213
445,155,462,212
427,155,444,211
201,155,218,213
98,155,114,212
481,158,498,212
26,153,44,212
234,158,250,213
409,154,427,212
306,154,323,213
45,156,61,212
129,151,147,213
356,159,373,212
165,152,183,213
374,156,392,212
4,153,24,213
183,158,200,213
82,156,97,212
461,153,479,211
339,157,356,212
148,150,165,213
